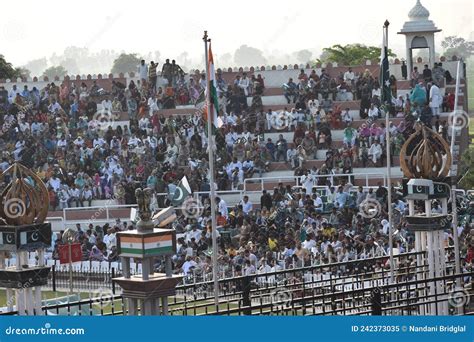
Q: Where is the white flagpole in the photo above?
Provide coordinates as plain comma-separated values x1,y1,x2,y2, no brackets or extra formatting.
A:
449,60,462,303
383,20,395,284
203,30,219,306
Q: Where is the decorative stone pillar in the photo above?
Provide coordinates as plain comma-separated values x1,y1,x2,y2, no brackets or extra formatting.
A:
0,163,52,315
113,188,182,315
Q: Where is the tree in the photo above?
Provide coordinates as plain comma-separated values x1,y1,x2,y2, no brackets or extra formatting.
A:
295,49,313,64
459,147,474,189
15,67,30,79
23,58,48,77
43,66,68,79
0,55,21,79
59,58,80,75
441,36,474,59
178,51,190,70
316,44,396,66
234,45,266,67
219,53,233,67
111,53,141,74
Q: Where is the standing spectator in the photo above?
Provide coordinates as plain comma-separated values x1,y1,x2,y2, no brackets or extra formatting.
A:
171,60,184,87
162,59,172,86
238,73,250,96
429,82,442,118
138,60,148,82
148,61,158,91
260,190,273,211
411,66,420,87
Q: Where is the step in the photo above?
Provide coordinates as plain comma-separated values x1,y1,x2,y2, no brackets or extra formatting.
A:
243,177,401,192
267,157,401,171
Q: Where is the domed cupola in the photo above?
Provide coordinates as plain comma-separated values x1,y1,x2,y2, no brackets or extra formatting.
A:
408,0,430,21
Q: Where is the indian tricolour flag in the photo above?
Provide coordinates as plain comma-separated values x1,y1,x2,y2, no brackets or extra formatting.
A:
204,43,223,129
119,234,174,257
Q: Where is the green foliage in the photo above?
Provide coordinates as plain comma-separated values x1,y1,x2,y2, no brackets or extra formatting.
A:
111,53,141,74
316,44,396,66
295,49,313,64
23,58,47,76
459,146,474,189
0,55,22,79
42,65,68,79
234,45,266,67
15,67,30,78
441,36,474,59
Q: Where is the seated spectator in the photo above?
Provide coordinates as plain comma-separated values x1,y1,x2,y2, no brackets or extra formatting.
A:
275,134,288,162
368,140,383,165
283,78,298,104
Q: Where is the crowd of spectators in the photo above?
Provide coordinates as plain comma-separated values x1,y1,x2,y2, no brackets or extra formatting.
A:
0,58,470,280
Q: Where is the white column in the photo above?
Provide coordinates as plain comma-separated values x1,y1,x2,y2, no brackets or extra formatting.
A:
24,288,34,315
405,36,413,80
426,232,435,314
16,289,25,315
6,288,14,312
408,200,415,216
415,231,425,315
34,287,43,315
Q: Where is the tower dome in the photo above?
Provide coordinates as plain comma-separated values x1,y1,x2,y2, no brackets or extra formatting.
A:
408,0,430,20
399,0,440,33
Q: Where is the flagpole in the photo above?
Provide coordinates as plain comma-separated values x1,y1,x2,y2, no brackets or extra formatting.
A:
203,30,219,306
383,20,395,283
449,60,462,297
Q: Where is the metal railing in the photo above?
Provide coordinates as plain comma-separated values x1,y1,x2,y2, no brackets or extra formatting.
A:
3,249,471,316
243,173,387,193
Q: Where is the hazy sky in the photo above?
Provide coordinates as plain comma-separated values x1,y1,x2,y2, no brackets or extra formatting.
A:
2,0,473,67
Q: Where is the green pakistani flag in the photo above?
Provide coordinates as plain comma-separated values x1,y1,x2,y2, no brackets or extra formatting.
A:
380,27,392,106
172,176,192,206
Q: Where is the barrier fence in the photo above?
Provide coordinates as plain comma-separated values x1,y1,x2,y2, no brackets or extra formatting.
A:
2,249,471,316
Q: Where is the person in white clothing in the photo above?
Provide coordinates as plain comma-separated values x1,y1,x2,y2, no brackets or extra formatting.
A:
343,67,355,84
181,256,197,275
342,108,353,126
238,73,250,96
265,109,274,131
216,197,228,218
101,98,112,115
367,104,379,119
300,172,314,195
368,141,382,165
239,195,253,215
429,82,442,117
287,146,298,169
138,60,148,82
